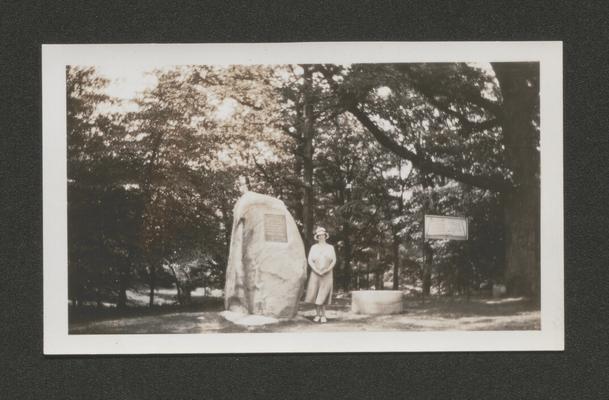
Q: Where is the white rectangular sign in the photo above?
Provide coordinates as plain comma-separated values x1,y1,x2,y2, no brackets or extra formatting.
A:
425,215,468,240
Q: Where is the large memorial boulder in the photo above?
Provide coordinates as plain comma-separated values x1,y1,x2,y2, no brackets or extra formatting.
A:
224,192,307,318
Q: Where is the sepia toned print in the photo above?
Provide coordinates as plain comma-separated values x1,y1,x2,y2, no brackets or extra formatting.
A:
43,43,563,353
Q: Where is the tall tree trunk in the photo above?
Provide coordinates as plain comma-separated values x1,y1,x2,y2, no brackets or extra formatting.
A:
342,221,353,291
148,265,156,307
95,288,102,308
503,188,539,298
301,65,315,251
220,198,232,250
421,186,434,297
293,142,304,225
372,249,381,289
338,185,353,291
167,264,183,305
493,63,540,299
392,232,400,290
464,261,472,301
117,259,129,309
181,284,192,305
422,242,433,296
292,100,305,229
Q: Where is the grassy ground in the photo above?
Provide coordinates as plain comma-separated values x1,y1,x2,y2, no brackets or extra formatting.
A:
68,294,540,334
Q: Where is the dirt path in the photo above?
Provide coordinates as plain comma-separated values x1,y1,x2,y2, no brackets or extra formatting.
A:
69,297,540,334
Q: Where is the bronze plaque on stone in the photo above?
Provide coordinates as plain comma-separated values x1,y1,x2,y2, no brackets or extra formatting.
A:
264,213,288,242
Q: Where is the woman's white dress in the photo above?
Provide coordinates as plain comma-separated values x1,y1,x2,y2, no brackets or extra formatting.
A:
305,243,336,305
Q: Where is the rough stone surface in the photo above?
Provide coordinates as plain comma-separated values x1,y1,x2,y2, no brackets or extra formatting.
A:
351,290,404,315
224,192,307,318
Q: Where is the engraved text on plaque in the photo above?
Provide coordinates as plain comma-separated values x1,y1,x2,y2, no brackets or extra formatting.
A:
264,213,288,242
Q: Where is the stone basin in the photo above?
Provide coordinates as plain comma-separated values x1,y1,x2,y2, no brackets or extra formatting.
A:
351,290,404,315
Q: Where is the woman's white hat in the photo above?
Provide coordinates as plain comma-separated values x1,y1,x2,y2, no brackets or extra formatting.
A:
314,227,329,240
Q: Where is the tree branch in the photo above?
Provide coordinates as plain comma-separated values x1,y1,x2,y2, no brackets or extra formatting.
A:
350,106,510,192
397,65,504,117
389,73,502,135
315,65,511,193
419,92,501,134
251,154,277,189
230,96,264,111
280,126,301,141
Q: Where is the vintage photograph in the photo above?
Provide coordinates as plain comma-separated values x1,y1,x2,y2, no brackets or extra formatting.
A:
43,43,563,353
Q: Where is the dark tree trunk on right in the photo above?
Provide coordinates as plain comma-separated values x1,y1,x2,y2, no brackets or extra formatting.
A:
492,62,540,299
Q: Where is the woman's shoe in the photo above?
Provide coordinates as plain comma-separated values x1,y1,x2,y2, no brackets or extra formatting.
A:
320,316,327,324
313,316,321,322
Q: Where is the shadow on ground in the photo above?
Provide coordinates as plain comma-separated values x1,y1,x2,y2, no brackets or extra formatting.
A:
68,295,540,334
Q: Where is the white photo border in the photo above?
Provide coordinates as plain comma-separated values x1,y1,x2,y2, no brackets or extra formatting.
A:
43,42,564,354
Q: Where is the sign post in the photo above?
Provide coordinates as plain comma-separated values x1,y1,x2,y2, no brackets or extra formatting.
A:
423,215,469,298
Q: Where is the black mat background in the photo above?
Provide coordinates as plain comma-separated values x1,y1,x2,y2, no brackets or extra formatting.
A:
2,1,608,398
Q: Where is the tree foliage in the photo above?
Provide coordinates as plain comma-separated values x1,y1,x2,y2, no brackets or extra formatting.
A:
67,61,540,308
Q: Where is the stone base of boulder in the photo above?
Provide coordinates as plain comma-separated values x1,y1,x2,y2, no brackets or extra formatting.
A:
351,290,404,315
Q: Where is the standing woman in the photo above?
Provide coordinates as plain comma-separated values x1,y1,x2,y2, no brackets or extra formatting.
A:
305,227,336,323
